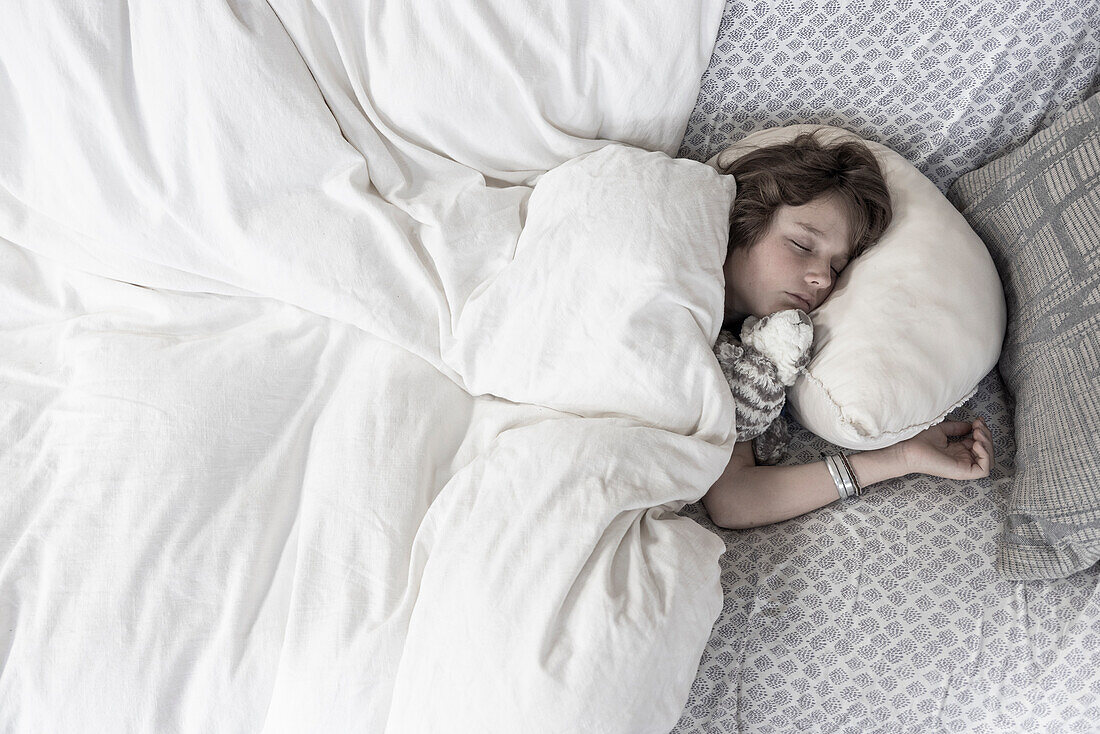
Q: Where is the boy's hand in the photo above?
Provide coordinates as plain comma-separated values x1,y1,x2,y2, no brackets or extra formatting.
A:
898,418,993,480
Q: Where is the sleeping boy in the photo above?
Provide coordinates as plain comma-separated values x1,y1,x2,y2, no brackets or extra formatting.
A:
704,131,994,529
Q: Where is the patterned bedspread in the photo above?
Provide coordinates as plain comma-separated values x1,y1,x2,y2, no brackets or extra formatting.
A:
675,0,1100,730
676,369,1100,732
679,0,1100,192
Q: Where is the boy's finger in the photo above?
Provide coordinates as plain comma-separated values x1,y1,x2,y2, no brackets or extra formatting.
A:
941,421,974,436
976,442,991,472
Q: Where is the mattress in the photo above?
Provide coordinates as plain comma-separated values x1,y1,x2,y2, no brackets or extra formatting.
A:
673,0,1100,730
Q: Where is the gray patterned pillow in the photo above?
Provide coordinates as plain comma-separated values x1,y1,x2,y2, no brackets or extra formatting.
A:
948,92,1100,581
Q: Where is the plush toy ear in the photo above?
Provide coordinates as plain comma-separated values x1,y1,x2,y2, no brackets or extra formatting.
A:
713,330,744,364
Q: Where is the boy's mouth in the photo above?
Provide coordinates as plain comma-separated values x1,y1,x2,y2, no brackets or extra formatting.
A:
787,292,812,310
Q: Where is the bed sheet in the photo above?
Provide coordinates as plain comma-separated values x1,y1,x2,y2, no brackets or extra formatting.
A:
675,369,1100,732
679,0,1100,192
0,2,737,733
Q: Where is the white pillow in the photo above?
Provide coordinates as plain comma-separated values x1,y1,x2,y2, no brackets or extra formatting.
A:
709,125,1006,450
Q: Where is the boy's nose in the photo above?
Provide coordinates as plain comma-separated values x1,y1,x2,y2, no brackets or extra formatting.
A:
807,268,831,289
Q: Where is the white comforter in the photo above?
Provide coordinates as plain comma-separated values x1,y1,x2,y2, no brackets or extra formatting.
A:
0,2,736,731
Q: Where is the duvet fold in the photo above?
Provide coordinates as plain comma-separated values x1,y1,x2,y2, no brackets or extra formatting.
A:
0,1,736,732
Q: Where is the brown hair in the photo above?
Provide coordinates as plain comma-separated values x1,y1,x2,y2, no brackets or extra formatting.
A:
718,130,893,259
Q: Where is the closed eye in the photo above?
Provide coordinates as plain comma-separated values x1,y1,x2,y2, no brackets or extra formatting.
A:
792,240,841,276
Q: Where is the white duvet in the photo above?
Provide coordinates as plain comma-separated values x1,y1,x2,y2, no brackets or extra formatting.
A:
0,2,736,732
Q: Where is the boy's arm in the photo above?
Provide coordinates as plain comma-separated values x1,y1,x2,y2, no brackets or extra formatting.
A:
702,440,910,529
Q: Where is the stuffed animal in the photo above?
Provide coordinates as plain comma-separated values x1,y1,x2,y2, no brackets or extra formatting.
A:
713,309,814,465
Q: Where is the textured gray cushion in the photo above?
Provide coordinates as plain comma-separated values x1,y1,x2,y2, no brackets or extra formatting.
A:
948,92,1100,581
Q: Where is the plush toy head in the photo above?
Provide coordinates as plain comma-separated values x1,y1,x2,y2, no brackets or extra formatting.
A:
713,309,814,464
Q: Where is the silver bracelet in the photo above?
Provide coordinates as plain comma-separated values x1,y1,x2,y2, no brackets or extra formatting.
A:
822,452,859,500
838,452,863,497
823,453,849,500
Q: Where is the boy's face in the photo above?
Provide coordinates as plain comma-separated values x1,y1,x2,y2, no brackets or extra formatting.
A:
723,195,853,322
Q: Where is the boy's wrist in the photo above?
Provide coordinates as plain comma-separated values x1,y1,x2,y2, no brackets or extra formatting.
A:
846,444,911,488
886,441,915,476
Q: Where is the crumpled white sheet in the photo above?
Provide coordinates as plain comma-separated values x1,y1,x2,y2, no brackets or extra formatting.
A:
0,1,736,732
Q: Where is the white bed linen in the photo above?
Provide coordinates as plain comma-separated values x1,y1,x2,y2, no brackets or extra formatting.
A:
0,1,735,732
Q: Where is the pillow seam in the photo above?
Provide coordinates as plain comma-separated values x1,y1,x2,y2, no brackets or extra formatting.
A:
800,369,981,442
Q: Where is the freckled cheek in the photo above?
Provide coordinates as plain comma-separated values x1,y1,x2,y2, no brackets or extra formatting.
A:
776,253,804,283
